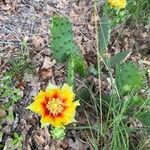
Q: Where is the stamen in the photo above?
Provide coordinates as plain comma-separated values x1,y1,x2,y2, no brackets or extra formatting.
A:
46,98,64,116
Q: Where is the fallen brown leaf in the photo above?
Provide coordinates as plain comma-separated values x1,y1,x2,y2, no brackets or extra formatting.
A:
40,68,53,79
42,56,56,69
32,36,45,49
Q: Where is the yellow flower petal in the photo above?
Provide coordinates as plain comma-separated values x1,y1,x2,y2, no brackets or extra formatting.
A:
62,105,77,125
61,84,75,105
108,0,126,9
73,100,80,107
45,89,61,98
53,116,65,127
40,115,54,128
27,101,43,114
34,91,46,103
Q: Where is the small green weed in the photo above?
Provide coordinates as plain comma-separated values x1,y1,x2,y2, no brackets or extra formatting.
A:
0,75,22,108
1,133,23,150
6,53,34,79
11,133,23,149
0,52,32,149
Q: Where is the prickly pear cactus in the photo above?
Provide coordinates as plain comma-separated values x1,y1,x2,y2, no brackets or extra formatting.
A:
50,16,78,62
73,53,87,77
51,127,65,140
115,62,143,95
67,53,86,85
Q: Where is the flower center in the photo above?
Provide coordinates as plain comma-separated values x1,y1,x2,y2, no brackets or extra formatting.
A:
46,98,64,116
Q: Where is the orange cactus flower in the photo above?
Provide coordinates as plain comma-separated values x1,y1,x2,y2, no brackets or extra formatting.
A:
108,0,126,9
27,83,80,128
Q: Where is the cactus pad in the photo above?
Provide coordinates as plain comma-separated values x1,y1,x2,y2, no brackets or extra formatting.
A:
50,16,78,62
115,62,143,95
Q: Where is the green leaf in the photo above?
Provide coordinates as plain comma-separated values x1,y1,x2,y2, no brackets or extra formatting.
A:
50,16,79,62
88,64,98,76
138,111,150,126
110,51,130,66
77,87,90,102
99,16,111,54
115,62,143,95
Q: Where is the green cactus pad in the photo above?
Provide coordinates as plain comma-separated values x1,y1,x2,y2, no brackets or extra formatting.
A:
50,16,79,62
51,127,65,140
115,62,143,95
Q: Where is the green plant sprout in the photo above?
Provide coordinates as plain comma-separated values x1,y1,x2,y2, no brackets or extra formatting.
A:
50,127,66,140
6,52,34,79
0,75,22,108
